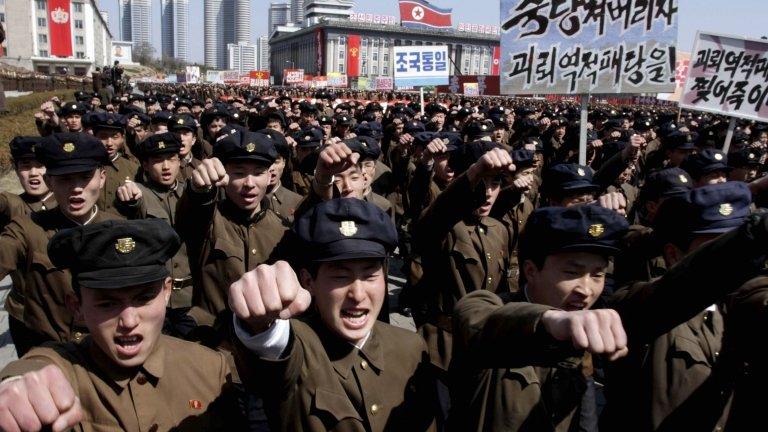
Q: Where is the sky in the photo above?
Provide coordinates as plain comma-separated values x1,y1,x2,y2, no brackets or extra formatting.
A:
99,0,768,65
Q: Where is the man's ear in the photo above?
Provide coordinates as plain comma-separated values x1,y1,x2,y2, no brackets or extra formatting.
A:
662,242,683,267
162,277,172,305
65,291,84,323
299,268,315,297
522,259,540,288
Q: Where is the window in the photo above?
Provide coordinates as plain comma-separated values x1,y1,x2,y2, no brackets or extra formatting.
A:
362,38,368,47
74,67,87,76
36,65,50,74
373,39,379,48
338,50,344,59
339,64,344,73
38,34,48,44
383,52,389,63
36,0,46,10
75,20,83,29
372,65,378,75
37,17,46,27
372,52,378,62
0,13,4,23
383,40,389,48
76,52,85,59
362,66,367,75
339,36,346,45
39,50,49,57
73,3,83,13
75,36,84,45
383,66,389,76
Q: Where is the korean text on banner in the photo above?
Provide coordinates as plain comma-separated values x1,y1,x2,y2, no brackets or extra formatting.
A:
394,46,450,88
500,0,679,95
48,0,73,57
285,69,305,84
375,77,394,90
249,71,270,87
679,33,768,122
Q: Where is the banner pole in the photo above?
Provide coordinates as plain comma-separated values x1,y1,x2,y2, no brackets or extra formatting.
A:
722,116,738,154
420,87,425,116
579,94,589,166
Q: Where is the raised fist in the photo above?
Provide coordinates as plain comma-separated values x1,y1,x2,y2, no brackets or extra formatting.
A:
229,261,312,334
191,157,229,192
467,148,516,183
116,181,142,203
0,364,84,432
316,140,360,178
541,309,628,361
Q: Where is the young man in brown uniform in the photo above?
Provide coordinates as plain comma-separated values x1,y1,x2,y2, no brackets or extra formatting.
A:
89,112,140,214
262,128,303,223
0,133,121,349
450,202,768,432
0,219,243,431
0,136,58,356
114,132,197,337
230,198,438,431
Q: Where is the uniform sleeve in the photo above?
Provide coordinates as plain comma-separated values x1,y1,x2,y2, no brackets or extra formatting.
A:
232,317,290,360
0,219,29,280
174,184,217,250
452,290,574,369
610,215,768,344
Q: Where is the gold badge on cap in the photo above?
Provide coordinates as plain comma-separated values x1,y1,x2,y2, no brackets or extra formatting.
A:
63,143,75,153
177,118,185,124
157,141,166,149
339,221,358,237
714,153,723,161
719,203,733,216
115,237,136,254
588,224,605,238
577,168,586,176
679,174,688,183
246,143,256,153
750,153,756,159
70,104,77,109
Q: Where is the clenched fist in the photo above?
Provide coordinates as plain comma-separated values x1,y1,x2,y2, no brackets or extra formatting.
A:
315,141,360,178
467,148,517,184
0,364,83,432
116,181,142,203
229,261,312,334
191,157,229,192
541,309,629,361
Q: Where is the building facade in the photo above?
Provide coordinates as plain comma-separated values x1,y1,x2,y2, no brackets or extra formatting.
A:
268,2,290,37
234,0,251,45
290,0,304,26
304,0,353,26
161,0,189,62
228,42,256,74
269,20,499,84
119,0,150,46
205,0,251,69
257,35,270,71
1,0,113,75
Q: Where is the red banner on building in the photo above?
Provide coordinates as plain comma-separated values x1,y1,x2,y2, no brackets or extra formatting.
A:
347,35,361,78
491,46,501,76
315,28,325,75
48,0,73,57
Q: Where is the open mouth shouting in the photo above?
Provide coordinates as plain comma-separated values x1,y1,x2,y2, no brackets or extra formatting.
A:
114,334,143,358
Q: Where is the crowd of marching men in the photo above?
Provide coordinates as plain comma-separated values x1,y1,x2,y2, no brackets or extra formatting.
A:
0,84,767,431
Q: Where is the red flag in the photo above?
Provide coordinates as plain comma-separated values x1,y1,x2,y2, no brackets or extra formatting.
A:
48,0,73,57
491,46,501,76
399,0,452,29
347,35,361,78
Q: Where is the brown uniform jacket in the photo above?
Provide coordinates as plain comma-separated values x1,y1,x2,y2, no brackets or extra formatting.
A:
178,153,203,184
235,316,438,432
451,218,768,432
0,208,120,343
413,173,512,372
0,191,57,321
363,191,395,225
114,181,193,309
1,335,243,431
99,155,140,214
177,188,290,323
267,183,303,223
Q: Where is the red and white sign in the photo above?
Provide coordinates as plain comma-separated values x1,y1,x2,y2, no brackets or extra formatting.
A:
249,70,270,87
491,46,501,76
221,70,240,83
48,0,73,57
457,23,500,35
285,69,305,84
375,77,394,90
349,13,397,25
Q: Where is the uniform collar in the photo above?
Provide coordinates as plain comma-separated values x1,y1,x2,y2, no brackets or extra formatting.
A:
21,192,56,211
222,197,271,225
311,316,384,379
86,334,167,390
268,182,283,204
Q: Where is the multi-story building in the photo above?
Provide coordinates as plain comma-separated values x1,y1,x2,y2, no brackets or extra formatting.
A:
1,0,113,75
268,2,290,37
228,42,256,74
205,0,250,69
161,0,189,62
304,0,353,27
269,19,499,84
256,35,270,71
119,0,150,46
290,0,304,26
234,0,251,45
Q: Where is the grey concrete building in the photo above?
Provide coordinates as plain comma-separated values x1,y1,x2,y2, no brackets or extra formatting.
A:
161,0,189,62
269,20,499,84
268,2,290,37
0,0,113,76
119,0,150,46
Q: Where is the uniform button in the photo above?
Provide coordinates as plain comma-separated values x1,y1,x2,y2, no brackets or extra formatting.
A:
715,351,720,358
479,228,485,234
173,262,179,268
136,374,148,385
251,248,257,255
486,253,491,259
370,404,379,415
361,360,368,370
487,277,492,284
73,331,83,341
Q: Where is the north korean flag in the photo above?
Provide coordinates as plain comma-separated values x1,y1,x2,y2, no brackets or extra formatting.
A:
399,0,452,29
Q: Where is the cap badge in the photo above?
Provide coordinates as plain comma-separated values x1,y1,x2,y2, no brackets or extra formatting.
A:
588,224,605,238
71,104,77,109
749,153,756,159
714,153,723,161
177,118,185,125
305,136,311,141
686,134,693,142
115,237,136,254
107,119,114,125
679,174,688,183
157,141,166,149
339,220,358,237
62,143,75,153
246,143,256,153
719,203,733,216
577,168,586,176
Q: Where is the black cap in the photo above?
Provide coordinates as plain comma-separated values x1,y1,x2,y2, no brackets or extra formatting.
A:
151,111,174,124
175,98,192,109
258,129,290,160
48,219,181,290
344,136,381,161
681,149,730,180
449,141,498,176
520,205,629,262
464,120,495,139
59,102,88,117
335,113,353,126
90,112,126,131
404,120,426,134
425,103,448,116
355,122,383,140
365,102,384,112
299,101,318,114
729,148,762,168
655,182,752,238
200,106,232,127
123,109,151,126
36,132,109,175
9,136,43,161
136,132,181,159
294,127,324,148
128,93,146,102
634,117,655,132
73,91,89,102
511,149,535,169
318,115,333,125
542,164,599,195
170,114,197,132
642,168,693,201
412,131,440,148
293,198,398,262
663,131,697,151
213,130,277,165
